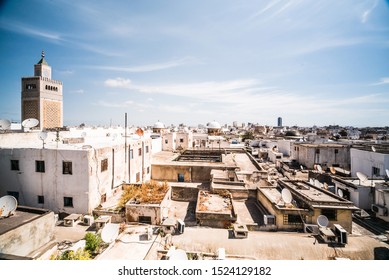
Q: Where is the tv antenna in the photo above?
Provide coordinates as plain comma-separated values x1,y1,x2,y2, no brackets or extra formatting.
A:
0,119,11,132
21,118,39,130
0,195,18,218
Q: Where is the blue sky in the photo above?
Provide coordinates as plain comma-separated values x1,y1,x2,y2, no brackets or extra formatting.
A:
1,0,389,128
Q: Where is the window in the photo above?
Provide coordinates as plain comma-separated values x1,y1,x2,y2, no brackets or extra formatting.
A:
139,216,152,224
129,149,133,159
334,149,338,154
35,160,45,173
165,139,168,144
146,146,149,153
180,138,184,143
11,160,19,171
178,173,185,182
101,158,108,172
63,161,72,175
147,167,150,174
7,191,19,202
138,148,142,156
372,167,380,176
136,172,140,182
38,195,44,204
321,209,337,221
315,149,320,154
64,197,73,207
283,214,303,225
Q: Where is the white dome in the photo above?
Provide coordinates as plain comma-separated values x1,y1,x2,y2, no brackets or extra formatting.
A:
207,121,221,129
153,121,165,129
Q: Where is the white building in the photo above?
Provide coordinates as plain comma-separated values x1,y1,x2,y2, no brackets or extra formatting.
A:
0,127,156,214
350,145,389,178
162,130,193,151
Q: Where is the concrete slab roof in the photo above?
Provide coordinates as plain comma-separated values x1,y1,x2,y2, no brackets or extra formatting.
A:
197,191,232,214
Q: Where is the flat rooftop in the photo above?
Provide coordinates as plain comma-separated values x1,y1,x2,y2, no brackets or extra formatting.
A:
197,191,232,214
0,207,51,235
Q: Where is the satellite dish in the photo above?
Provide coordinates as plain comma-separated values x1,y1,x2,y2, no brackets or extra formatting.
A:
313,165,318,171
314,180,321,188
330,166,336,174
317,215,329,228
281,188,293,204
356,171,368,183
38,131,48,140
0,119,11,130
101,223,119,243
162,208,169,219
316,165,323,172
136,128,144,136
309,178,314,185
22,118,39,128
337,188,344,198
0,195,18,217
386,169,389,178
168,249,188,260
300,165,304,170
372,146,376,152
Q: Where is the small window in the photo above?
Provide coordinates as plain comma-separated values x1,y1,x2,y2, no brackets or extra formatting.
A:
315,149,320,154
147,167,150,174
178,173,185,182
63,161,72,175
64,197,73,207
129,149,133,159
138,148,142,156
334,149,338,154
38,195,44,204
146,146,149,153
180,138,184,143
321,209,337,221
35,160,45,173
7,191,19,202
372,167,380,176
165,139,168,144
11,160,19,171
136,172,140,182
101,158,108,172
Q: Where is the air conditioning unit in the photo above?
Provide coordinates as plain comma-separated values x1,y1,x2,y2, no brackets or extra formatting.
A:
371,204,388,216
83,215,94,226
264,215,275,225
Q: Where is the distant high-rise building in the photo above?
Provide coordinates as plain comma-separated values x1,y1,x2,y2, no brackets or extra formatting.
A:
21,51,63,130
277,117,282,127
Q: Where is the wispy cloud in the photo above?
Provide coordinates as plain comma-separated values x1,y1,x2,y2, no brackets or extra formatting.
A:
371,77,389,86
0,20,63,42
94,100,134,108
69,89,85,94
361,0,378,23
91,57,199,73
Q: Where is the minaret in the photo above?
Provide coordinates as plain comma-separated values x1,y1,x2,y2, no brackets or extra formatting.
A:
21,51,63,130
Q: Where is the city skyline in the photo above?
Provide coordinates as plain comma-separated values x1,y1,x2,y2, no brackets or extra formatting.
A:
1,0,389,127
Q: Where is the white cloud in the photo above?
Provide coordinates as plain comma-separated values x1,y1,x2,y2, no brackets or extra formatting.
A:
95,100,133,108
91,57,199,73
0,20,63,42
361,0,378,23
70,89,84,94
372,77,389,86
104,78,132,88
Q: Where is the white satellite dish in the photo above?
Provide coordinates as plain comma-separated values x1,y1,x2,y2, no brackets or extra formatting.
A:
38,131,48,140
316,165,323,172
300,165,304,170
0,119,11,130
22,118,39,128
356,171,368,183
317,215,329,228
314,179,321,188
337,188,344,198
0,195,18,217
162,208,169,220
385,169,389,178
372,146,376,152
168,249,188,260
309,178,314,185
281,188,293,204
101,223,119,243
